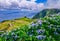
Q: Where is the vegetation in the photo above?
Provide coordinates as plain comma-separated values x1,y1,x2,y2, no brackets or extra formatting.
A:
0,14,60,41
33,9,60,19
0,17,33,31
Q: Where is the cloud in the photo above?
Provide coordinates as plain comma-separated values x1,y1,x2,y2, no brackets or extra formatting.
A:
0,0,11,8
0,0,45,11
45,0,60,8
0,0,60,12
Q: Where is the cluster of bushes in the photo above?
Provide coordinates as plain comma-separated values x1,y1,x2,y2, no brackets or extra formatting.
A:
0,14,60,41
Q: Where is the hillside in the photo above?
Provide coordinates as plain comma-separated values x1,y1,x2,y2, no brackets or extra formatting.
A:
0,14,60,41
33,9,60,19
0,17,33,32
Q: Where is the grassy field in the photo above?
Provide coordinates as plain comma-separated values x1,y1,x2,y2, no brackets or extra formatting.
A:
0,17,34,31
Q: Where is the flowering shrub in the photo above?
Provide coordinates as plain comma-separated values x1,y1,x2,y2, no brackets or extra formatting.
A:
0,14,60,41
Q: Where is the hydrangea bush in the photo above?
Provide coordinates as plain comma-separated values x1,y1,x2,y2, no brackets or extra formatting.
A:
0,14,60,41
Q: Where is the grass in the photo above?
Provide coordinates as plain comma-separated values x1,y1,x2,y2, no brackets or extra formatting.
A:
0,17,33,31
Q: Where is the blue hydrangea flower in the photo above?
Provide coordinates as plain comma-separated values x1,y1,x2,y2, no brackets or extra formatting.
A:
54,31,59,35
14,35,18,39
31,22,36,27
57,28,60,31
36,29,45,34
36,35,46,40
48,26,52,29
37,20,42,25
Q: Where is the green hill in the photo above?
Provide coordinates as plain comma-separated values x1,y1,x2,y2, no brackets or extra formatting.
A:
33,9,60,19
0,17,34,32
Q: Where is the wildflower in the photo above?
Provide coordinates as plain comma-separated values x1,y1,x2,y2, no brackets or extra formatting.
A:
54,31,59,35
11,32,15,35
48,26,52,29
29,34,33,37
31,22,36,27
27,32,33,36
37,20,42,25
36,35,46,40
36,29,45,34
14,35,18,39
31,30,34,32
57,28,60,31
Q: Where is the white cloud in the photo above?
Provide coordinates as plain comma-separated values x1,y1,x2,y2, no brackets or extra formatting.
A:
0,0,11,7
31,0,36,2
46,0,60,8
0,0,60,12
0,0,45,11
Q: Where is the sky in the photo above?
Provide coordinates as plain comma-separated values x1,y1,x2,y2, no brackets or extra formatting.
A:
0,0,60,21
35,0,47,3
0,0,60,11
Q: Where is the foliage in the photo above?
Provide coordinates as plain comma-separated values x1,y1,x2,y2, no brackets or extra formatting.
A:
33,9,60,19
0,14,60,41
